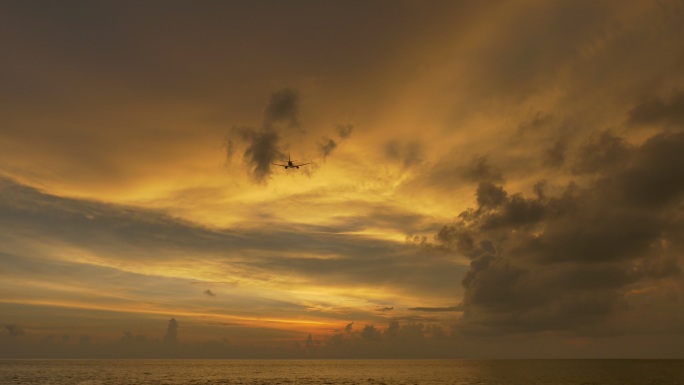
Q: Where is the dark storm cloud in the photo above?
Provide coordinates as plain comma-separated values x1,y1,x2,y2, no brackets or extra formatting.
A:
436,130,684,336
474,182,508,209
628,91,684,127
572,131,630,174
614,131,684,207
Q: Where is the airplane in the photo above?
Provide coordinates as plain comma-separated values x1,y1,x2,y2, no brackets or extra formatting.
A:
271,154,310,169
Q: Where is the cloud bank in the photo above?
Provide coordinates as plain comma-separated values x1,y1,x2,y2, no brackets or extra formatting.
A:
436,126,684,336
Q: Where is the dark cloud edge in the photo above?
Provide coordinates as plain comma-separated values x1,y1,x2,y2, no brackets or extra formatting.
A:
430,124,684,337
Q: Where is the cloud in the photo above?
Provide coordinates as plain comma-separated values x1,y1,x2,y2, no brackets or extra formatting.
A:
232,127,284,183
517,112,553,135
335,124,354,139
227,89,354,181
385,140,424,168
408,155,504,194
319,123,354,159
462,156,503,183
305,319,464,358
0,176,465,332
572,131,630,174
119,331,141,344
544,138,568,168
462,2,614,103
263,88,301,130
628,91,684,127
408,305,462,313
225,88,303,183
4,324,25,337
474,182,509,209
4,0,684,359
434,129,684,336
360,324,382,341
164,318,179,345
344,322,354,333
319,137,337,158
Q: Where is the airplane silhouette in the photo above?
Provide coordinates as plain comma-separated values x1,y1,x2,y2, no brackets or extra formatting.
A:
271,154,310,169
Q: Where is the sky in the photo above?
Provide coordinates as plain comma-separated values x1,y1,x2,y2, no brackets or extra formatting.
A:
1,0,684,359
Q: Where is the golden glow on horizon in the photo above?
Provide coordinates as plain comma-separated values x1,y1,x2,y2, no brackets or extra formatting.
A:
0,299,338,334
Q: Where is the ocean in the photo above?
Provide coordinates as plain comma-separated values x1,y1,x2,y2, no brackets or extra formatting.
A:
1,359,682,385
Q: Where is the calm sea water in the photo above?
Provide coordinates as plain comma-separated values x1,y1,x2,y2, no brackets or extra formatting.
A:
1,359,682,385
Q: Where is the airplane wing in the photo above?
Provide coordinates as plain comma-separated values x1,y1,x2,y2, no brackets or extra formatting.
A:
271,163,288,167
293,162,311,167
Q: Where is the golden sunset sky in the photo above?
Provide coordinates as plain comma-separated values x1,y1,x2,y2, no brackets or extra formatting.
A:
1,0,684,358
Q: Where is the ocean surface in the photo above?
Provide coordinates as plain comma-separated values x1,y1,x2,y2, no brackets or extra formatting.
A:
1,359,682,385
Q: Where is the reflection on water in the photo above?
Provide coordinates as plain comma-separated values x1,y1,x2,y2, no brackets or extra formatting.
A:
1,359,683,385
